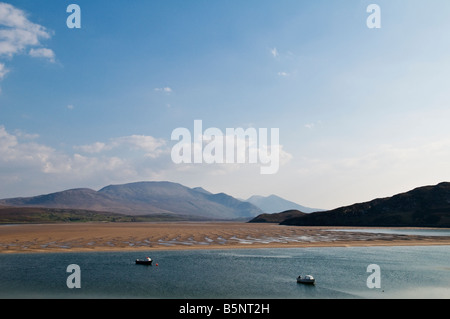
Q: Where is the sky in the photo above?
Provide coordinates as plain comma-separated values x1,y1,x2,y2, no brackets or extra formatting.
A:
0,0,450,210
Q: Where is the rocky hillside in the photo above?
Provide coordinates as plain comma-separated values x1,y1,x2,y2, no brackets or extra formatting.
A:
251,182,450,227
248,210,306,223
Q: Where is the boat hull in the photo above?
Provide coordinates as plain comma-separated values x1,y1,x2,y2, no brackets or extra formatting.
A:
297,276,315,285
136,259,152,265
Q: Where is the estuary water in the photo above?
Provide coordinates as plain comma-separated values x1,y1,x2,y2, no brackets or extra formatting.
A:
0,245,449,299
329,228,450,237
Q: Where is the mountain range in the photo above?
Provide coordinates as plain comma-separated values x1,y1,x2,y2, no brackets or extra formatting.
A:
0,181,266,221
0,181,320,222
250,182,450,227
3,181,448,227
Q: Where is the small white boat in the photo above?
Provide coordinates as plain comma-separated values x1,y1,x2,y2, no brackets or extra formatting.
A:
297,275,315,285
135,257,153,265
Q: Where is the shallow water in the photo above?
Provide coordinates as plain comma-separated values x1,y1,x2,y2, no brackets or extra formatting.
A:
0,245,449,299
330,228,450,237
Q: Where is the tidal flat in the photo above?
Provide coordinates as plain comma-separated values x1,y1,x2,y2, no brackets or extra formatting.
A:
1,222,449,254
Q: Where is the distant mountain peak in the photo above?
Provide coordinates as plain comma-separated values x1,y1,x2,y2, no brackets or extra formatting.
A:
192,187,212,195
246,194,323,214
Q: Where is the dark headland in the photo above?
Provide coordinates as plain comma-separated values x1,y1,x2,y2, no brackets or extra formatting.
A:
249,182,450,228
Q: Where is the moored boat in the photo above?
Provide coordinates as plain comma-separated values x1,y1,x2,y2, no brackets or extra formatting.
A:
136,257,153,265
297,275,315,285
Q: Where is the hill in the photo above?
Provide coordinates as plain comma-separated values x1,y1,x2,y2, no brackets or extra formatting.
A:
0,188,131,213
0,206,183,224
246,194,322,214
0,181,263,221
248,209,307,223
279,182,450,227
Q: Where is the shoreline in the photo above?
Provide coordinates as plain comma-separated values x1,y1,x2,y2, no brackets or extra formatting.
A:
1,222,450,254
2,240,449,255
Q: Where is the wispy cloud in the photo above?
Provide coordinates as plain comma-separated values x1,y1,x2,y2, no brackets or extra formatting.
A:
304,121,322,129
0,2,54,58
75,141,108,154
0,126,171,196
29,47,55,62
0,62,7,79
154,87,173,94
277,71,290,77
0,122,299,199
0,2,55,90
75,135,167,159
112,135,168,158
270,47,279,58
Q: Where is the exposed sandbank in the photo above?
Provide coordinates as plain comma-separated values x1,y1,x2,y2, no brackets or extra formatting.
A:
1,222,449,254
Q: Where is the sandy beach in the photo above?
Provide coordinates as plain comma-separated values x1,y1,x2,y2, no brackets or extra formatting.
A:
1,222,450,254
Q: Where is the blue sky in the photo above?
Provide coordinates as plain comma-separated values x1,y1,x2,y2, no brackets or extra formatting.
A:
1,0,450,209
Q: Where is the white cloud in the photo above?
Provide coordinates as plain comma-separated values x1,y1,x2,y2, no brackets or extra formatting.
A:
277,71,289,77
0,126,168,196
75,142,108,154
0,125,294,198
0,2,53,57
0,2,55,87
154,87,173,93
13,129,39,140
75,134,167,158
0,62,8,79
112,135,167,158
0,61,6,92
0,125,57,167
270,47,279,58
0,126,17,150
304,120,322,129
29,47,55,62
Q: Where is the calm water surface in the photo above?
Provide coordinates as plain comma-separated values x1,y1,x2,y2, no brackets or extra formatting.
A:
330,228,450,237
0,245,449,299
